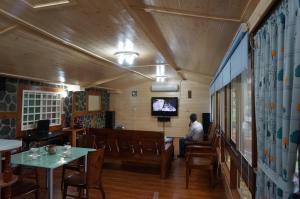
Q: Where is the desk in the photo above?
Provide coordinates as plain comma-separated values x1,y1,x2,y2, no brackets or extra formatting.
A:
62,128,85,146
11,146,93,199
22,131,68,149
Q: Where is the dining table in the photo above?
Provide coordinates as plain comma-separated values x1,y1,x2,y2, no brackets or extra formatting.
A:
11,146,94,199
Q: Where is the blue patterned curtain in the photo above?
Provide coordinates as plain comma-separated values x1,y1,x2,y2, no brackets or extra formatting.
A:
254,0,300,198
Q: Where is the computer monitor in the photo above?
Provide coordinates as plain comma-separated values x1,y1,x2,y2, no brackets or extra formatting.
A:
37,120,50,134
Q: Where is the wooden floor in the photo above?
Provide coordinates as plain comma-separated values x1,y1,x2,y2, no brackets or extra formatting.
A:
18,158,225,199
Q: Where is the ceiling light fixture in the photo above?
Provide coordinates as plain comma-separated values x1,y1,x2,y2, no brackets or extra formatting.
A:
156,65,166,82
114,51,139,65
156,77,166,83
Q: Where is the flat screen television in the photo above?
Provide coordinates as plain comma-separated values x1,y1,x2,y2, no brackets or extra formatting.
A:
151,97,178,116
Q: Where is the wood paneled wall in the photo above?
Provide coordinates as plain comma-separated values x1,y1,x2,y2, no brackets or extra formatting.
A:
109,80,209,137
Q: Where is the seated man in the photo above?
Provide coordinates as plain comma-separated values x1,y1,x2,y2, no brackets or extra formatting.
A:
178,113,204,158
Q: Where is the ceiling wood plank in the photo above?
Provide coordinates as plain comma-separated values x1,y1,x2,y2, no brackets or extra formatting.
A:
0,9,154,81
120,0,186,80
177,69,212,79
0,72,65,86
95,86,121,93
0,24,17,34
83,73,129,88
240,0,253,21
135,5,241,23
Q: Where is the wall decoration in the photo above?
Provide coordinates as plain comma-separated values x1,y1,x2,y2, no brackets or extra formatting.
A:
74,91,87,112
132,90,138,97
0,118,16,138
63,91,73,127
0,78,17,112
0,75,111,137
101,90,110,110
95,112,106,128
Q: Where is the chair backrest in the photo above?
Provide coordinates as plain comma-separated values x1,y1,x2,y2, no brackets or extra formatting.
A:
86,148,105,188
212,134,220,151
78,134,97,148
118,132,135,157
136,132,164,156
37,120,50,132
206,123,214,140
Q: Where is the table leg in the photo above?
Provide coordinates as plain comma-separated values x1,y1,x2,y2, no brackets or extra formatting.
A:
0,153,1,198
83,155,88,196
47,168,53,199
84,155,87,172
2,152,13,199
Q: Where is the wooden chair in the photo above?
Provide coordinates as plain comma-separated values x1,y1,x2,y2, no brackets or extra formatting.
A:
63,148,105,199
185,134,220,189
11,165,40,199
185,123,218,147
61,134,97,189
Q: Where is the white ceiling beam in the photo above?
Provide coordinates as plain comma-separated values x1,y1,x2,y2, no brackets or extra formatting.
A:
0,24,17,34
131,63,169,68
140,6,241,23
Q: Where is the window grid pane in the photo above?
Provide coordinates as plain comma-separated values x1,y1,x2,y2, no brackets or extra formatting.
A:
22,90,62,131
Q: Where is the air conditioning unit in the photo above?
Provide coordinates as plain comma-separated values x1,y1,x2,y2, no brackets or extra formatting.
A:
151,83,179,92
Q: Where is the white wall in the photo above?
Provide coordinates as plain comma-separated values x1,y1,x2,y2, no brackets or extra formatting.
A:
109,80,209,137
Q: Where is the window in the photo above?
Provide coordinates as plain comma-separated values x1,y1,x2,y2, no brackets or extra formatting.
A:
211,94,216,122
225,85,231,141
219,88,225,131
230,70,252,164
230,76,240,146
22,90,62,130
240,71,252,164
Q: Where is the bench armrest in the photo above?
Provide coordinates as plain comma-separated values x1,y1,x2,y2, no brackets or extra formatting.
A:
185,140,211,146
186,145,215,155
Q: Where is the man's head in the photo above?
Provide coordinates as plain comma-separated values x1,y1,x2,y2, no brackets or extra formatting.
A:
190,113,197,123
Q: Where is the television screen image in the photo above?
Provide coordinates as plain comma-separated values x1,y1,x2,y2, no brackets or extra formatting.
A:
151,97,178,116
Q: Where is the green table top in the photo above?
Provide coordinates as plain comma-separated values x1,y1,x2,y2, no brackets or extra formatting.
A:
0,139,22,152
11,146,94,169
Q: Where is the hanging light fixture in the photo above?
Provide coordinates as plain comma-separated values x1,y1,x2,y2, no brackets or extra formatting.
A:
114,51,139,65
114,39,139,66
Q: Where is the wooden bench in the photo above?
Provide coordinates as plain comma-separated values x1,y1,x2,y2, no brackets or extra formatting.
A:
87,128,174,178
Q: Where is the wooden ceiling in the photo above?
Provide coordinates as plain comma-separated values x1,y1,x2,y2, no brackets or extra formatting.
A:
0,0,258,90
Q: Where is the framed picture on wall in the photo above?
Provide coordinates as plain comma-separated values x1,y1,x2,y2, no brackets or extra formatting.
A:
88,95,101,111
